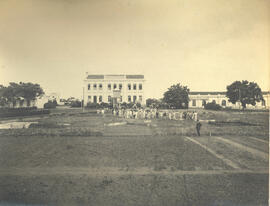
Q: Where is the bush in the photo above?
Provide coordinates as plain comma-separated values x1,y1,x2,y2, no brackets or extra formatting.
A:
120,102,128,108
204,102,222,110
86,102,101,109
99,102,111,109
127,103,135,108
44,100,57,109
70,100,82,108
0,107,50,118
136,102,142,108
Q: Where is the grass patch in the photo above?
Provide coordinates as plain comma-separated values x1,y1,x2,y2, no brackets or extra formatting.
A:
28,121,65,128
0,128,103,137
0,109,268,139
208,121,259,126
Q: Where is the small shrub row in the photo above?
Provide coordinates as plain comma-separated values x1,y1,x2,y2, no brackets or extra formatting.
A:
0,128,103,137
70,100,82,108
44,100,57,109
0,107,37,112
86,102,110,109
0,107,50,118
204,102,222,110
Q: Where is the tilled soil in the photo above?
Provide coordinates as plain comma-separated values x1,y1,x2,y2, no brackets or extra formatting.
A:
0,112,268,205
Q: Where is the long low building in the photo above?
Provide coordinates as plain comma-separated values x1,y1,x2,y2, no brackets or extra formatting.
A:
83,74,145,105
189,91,270,109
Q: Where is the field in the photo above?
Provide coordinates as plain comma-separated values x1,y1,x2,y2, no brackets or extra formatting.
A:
0,108,268,206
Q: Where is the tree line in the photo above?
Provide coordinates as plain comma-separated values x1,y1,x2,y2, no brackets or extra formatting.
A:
147,80,264,110
0,80,265,110
0,82,44,107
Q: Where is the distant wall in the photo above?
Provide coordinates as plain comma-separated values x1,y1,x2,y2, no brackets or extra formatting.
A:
189,93,270,109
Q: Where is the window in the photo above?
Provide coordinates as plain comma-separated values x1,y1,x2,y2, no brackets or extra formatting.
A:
120,96,122,102
93,96,97,103
99,84,103,90
113,84,117,89
133,84,137,90
128,95,131,102
139,84,142,90
262,99,266,106
119,84,122,90
19,99,24,107
88,84,91,90
222,100,226,106
108,96,111,102
12,100,17,107
88,96,91,102
212,100,216,104
128,84,131,90
93,84,97,90
133,95,137,103
99,96,102,102
192,100,196,106
108,84,111,90
139,95,142,102
202,100,206,106
27,99,31,107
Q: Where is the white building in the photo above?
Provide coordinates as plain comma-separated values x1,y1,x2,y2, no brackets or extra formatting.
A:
35,92,61,108
83,74,145,106
189,91,270,109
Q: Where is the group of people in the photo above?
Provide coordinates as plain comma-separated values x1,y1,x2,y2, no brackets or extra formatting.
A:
107,108,199,121
96,108,202,136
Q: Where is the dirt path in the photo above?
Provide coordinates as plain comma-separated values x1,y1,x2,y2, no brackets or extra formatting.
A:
184,137,241,169
224,135,269,153
0,167,268,176
215,136,268,160
245,136,269,144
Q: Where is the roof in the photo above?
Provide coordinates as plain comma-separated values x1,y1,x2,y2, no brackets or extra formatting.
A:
126,75,144,79
190,92,226,95
190,91,270,95
86,74,144,80
87,75,104,79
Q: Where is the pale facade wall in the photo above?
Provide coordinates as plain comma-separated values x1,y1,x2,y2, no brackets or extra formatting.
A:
83,74,145,106
189,93,270,109
8,95,54,109
8,99,36,108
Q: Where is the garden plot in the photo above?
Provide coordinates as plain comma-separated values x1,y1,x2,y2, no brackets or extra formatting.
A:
0,121,37,129
0,109,268,206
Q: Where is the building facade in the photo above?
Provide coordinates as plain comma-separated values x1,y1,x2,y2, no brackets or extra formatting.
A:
189,91,270,109
83,74,145,106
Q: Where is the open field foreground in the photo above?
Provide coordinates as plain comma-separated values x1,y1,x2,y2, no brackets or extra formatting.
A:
0,109,269,206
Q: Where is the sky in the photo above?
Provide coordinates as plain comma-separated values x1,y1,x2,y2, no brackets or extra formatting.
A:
0,0,269,99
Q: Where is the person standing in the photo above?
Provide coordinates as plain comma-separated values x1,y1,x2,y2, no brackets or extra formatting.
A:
194,112,198,121
196,120,202,136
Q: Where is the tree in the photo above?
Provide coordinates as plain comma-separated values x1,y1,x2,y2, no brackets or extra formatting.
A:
0,82,44,107
226,80,263,109
18,82,44,103
1,83,19,107
163,83,189,109
146,98,160,108
0,85,8,107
